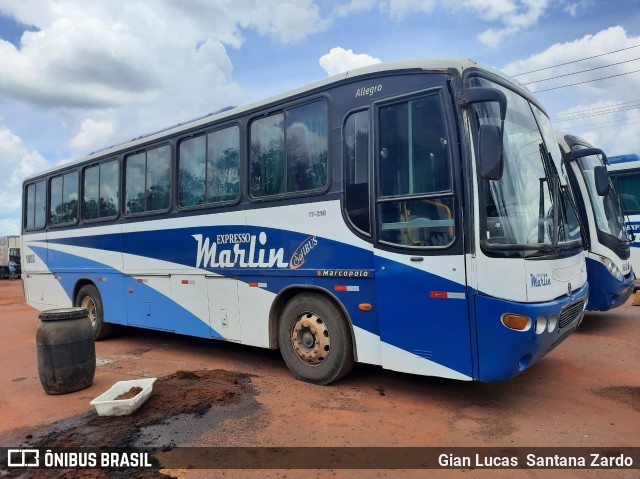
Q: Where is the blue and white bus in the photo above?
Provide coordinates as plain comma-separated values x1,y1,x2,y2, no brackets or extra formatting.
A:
608,153,640,287
556,133,634,310
22,59,588,384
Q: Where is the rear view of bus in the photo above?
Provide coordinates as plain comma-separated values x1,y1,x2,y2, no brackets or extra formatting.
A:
557,133,634,310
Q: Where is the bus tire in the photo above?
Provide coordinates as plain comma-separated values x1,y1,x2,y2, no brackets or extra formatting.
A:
278,293,354,385
75,284,114,340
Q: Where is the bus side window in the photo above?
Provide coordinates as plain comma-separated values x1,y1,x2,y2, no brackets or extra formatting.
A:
179,126,241,208
286,102,328,193
126,153,146,214
125,145,171,214
50,171,78,225
344,110,370,235
250,114,285,197
84,160,119,221
146,145,171,211
207,126,240,203
179,135,207,207
25,180,46,230
250,100,328,198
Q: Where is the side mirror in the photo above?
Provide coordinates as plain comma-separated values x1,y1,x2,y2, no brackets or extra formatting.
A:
458,87,507,123
594,165,610,196
458,87,508,181
478,124,503,180
566,147,608,165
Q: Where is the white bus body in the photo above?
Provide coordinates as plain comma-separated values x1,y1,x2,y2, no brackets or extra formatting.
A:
557,133,634,310
608,153,640,287
22,59,587,384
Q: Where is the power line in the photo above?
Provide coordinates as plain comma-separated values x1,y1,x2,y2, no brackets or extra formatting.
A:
512,44,640,77
552,104,640,122
553,99,640,119
553,104,640,121
535,69,640,92
568,119,640,133
553,115,640,129
523,57,640,85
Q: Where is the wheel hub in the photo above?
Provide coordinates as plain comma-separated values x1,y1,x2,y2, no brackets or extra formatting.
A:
291,312,330,365
80,296,96,327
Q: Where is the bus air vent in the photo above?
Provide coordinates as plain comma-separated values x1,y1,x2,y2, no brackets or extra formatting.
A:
558,301,584,329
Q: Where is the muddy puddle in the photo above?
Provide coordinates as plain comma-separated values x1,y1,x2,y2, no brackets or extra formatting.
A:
7,369,257,479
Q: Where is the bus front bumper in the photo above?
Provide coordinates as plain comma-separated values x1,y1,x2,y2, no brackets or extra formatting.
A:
474,282,589,382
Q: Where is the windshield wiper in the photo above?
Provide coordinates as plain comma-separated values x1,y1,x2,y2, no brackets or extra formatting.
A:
538,142,582,249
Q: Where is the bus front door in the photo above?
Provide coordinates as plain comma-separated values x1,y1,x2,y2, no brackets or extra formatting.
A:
372,91,473,380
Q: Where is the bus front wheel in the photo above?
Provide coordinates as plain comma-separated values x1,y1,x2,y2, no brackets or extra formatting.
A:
75,284,114,340
278,293,354,385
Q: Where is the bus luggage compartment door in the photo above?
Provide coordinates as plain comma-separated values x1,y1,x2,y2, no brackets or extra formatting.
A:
205,276,241,342
124,275,172,331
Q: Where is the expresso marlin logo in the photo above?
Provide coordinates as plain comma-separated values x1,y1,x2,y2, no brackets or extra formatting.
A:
289,236,318,269
530,273,552,288
192,232,288,269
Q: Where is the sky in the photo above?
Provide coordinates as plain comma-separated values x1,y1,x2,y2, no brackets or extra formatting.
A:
1,0,639,236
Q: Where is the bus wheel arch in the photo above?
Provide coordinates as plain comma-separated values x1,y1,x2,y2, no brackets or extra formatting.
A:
274,288,355,385
73,281,114,340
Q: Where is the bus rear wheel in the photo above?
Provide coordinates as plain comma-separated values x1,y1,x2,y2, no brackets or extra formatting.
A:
278,293,353,385
75,284,114,340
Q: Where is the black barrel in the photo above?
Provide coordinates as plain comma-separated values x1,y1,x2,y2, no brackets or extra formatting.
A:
36,307,96,394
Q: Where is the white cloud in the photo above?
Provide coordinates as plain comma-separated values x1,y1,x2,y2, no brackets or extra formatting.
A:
502,26,640,94
0,125,49,236
246,1,329,43
457,0,550,47
502,26,640,156
319,47,382,76
69,118,115,154
563,0,594,17
554,101,640,157
333,0,435,20
333,0,375,17
0,2,294,158
0,1,329,110
382,0,437,20
0,1,339,158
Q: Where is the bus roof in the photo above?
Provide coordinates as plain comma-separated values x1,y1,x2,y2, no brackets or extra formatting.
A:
24,57,532,182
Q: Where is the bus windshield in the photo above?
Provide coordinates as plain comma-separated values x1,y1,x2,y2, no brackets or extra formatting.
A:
576,150,626,240
470,77,581,252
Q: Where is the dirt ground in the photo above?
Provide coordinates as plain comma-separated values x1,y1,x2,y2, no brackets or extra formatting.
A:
0,279,638,479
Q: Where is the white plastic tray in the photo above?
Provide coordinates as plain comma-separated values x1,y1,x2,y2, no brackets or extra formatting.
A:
90,378,157,416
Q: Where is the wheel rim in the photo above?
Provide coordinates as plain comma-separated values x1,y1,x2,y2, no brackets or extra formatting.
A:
80,296,97,328
291,311,330,365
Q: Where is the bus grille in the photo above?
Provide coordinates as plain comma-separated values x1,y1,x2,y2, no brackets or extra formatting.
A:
559,301,584,329
547,327,576,353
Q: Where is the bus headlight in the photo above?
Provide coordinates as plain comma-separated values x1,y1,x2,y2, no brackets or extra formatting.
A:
600,256,623,281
